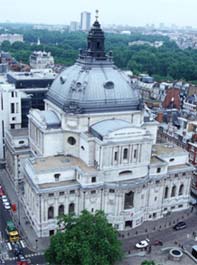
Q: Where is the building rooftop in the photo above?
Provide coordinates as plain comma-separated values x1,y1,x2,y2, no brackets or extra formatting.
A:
31,155,96,174
90,119,132,138
8,128,28,137
7,69,56,81
153,144,187,156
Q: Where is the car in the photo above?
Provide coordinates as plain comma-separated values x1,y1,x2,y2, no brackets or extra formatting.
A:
173,221,187,230
153,240,163,246
0,189,5,196
3,201,11,210
18,254,26,262
135,239,150,249
1,195,8,203
13,243,23,257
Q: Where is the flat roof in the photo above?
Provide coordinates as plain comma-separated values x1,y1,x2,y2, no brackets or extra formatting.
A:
31,155,96,174
7,70,56,80
153,144,187,156
8,128,28,137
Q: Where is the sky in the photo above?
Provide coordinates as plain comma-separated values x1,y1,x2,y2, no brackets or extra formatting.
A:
1,0,197,28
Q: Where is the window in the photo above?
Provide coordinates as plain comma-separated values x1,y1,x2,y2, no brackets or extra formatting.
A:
153,213,157,218
171,206,175,210
91,190,96,194
123,148,128,159
124,191,134,209
157,168,161,173
48,206,54,219
59,191,64,196
175,174,178,177
67,136,76,145
10,124,15,129
178,184,184,196
164,208,167,211
54,173,60,181
182,173,186,176
91,177,96,183
109,189,115,193
91,208,94,213
19,140,24,144
119,170,132,176
11,103,15,113
68,203,75,214
171,185,176,197
154,196,157,201
114,151,118,161
48,193,54,197
12,117,16,121
164,186,169,199
58,205,64,216
178,204,183,208
70,190,75,194
169,158,175,162
134,149,137,159
156,180,160,184
11,91,14,97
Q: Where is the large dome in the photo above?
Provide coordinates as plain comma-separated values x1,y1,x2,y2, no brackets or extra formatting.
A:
47,19,140,114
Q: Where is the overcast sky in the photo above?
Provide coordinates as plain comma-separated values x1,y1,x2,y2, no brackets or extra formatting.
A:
1,0,197,28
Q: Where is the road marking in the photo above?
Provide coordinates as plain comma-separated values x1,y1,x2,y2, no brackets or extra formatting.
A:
7,242,12,251
20,239,26,248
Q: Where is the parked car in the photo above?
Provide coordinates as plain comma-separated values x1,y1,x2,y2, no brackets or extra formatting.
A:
3,201,11,210
173,221,186,230
153,240,163,246
135,239,150,249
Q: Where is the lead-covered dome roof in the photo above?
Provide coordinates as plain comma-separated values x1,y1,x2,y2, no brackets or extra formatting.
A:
47,18,140,114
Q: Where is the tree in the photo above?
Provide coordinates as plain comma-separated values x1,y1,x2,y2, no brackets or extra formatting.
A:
45,210,123,265
141,260,156,265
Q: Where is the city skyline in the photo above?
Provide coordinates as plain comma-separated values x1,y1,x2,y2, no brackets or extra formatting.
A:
1,0,197,28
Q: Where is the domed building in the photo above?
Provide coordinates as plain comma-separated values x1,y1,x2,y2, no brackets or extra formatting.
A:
10,17,193,237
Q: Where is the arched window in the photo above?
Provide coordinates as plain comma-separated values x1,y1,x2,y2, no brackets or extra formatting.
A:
124,191,134,209
123,148,128,159
48,206,54,219
171,185,176,197
68,203,75,215
178,184,184,196
164,186,169,199
119,170,132,176
58,205,64,216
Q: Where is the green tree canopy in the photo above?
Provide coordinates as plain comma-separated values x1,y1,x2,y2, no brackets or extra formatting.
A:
141,260,156,265
45,210,123,265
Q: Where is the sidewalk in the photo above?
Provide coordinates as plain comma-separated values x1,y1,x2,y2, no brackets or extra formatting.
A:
0,169,50,252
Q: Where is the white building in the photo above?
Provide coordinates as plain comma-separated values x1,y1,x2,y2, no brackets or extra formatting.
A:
80,11,91,31
0,78,29,165
0,34,23,44
29,51,54,69
5,19,193,237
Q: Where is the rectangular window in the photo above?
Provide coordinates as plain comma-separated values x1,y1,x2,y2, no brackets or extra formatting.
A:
91,190,96,194
114,151,118,161
91,177,96,183
109,189,115,193
10,124,15,129
70,190,75,194
123,148,128,159
157,168,161,173
59,192,64,196
11,91,14,97
11,103,15,113
134,149,137,159
48,193,54,197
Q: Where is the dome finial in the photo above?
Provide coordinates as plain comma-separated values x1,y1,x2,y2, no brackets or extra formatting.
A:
95,9,99,21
